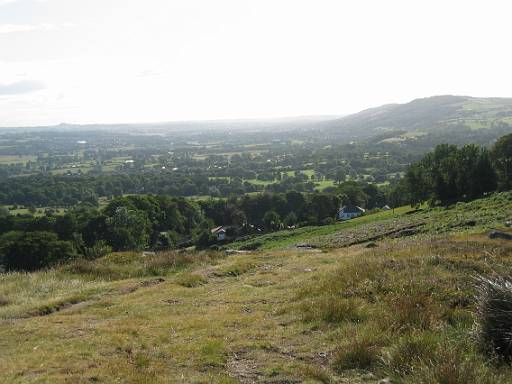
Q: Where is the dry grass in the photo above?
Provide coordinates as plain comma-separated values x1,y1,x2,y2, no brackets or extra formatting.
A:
2,233,512,382
175,272,207,287
294,235,512,382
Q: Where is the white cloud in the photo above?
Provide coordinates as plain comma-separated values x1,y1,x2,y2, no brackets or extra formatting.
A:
0,0,49,6
0,23,54,34
0,80,45,95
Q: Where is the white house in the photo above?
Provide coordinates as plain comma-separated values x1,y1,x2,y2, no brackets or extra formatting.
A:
338,205,365,220
211,226,227,241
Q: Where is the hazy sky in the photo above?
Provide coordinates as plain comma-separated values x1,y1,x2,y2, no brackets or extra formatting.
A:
0,0,511,126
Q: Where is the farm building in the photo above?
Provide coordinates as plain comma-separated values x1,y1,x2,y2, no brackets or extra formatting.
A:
338,205,365,220
211,226,228,241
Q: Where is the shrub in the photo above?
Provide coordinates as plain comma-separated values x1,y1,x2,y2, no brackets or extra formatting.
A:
475,275,512,361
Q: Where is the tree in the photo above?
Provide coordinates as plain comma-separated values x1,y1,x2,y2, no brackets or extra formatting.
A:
492,133,512,190
105,207,149,251
469,148,497,197
283,211,298,227
263,210,281,231
337,181,368,207
0,206,9,218
194,229,216,249
0,231,75,271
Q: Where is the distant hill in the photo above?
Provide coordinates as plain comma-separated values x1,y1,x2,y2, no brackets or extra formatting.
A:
321,95,512,139
2,95,512,143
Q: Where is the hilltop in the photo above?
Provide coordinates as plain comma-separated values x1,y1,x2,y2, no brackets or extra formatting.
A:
2,193,512,382
321,95,512,139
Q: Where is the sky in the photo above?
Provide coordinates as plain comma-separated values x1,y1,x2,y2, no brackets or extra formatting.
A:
0,0,511,127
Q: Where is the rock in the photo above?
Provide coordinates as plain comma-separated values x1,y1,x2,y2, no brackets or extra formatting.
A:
396,228,418,237
465,219,477,226
378,378,392,384
296,243,317,249
365,242,378,248
489,230,512,240
505,221,512,227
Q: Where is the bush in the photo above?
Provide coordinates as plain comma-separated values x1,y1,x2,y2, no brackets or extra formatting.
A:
475,275,512,361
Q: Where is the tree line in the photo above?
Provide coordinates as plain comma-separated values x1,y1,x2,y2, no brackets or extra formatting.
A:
0,185,386,272
393,133,512,206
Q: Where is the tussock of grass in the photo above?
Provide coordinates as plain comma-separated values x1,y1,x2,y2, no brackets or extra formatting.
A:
301,365,333,383
145,250,223,275
409,344,501,384
199,340,227,367
175,273,207,288
382,289,439,332
382,332,440,376
0,296,11,307
475,275,512,361
300,296,366,324
333,337,382,371
214,259,256,277
61,258,127,280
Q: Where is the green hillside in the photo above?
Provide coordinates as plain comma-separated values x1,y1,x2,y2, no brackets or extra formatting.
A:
2,193,512,382
230,192,512,251
323,95,512,139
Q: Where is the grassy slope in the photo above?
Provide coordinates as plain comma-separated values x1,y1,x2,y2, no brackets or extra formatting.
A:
230,192,512,251
2,194,512,382
230,205,419,251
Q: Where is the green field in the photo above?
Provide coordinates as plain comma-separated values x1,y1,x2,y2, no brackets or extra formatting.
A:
0,155,37,165
2,206,66,216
